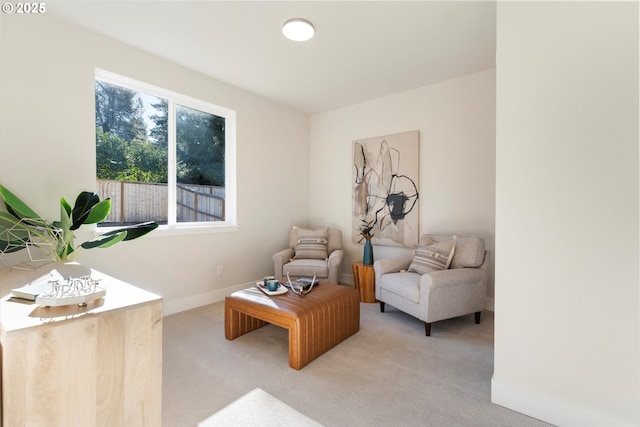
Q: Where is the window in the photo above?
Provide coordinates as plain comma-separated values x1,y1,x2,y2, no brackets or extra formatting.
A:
94,69,236,231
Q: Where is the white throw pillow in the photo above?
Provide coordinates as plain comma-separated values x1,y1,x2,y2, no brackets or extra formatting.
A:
408,235,458,274
293,227,329,260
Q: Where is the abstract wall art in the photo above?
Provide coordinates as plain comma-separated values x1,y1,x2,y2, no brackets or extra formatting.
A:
352,130,419,248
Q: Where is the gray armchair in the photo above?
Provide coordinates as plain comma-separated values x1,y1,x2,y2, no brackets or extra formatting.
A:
273,226,343,284
374,235,489,336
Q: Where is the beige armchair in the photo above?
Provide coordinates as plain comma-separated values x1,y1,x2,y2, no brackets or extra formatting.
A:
273,226,343,284
374,234,489,336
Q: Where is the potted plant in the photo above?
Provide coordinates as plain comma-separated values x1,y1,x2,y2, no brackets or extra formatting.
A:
0,184,158,272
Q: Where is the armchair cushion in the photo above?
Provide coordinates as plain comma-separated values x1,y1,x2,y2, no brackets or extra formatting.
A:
283,259,329,279
291,226,328,260
379,271,421,303
408,236,457,274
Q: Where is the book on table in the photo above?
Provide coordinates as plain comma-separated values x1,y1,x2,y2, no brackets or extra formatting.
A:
286,277,318,291
295,277,319,286
10,270,64,301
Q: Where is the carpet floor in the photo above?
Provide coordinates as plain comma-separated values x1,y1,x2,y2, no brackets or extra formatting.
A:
163,297,553,427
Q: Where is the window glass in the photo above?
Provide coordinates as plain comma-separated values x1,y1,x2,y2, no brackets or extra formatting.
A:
176,105,225,222
94,71,235,228
95,81,169,225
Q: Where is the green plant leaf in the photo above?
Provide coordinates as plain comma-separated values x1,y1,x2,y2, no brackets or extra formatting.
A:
80,231,127,249
0,210,62,258
80,222,158,250
0,210,39,248
60,197,72,218
57,200,73,261
0,224,29,250
0,185,41,220
0,210,22,231
59,200,72,231
99,221,159,241
0,185,157,261
0,240,27,253
70,191,100,230
58,243,74,260
83,198,111,224
120,221,159,241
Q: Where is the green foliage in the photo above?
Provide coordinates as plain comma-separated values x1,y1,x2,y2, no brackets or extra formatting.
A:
95,81,147,142
149,99,168,147
176,105,225,186
126,138,168,183
0,185,42,220
0,185,158,262
96,129,129,180
96,129,167,183
95,80,225,188
0,210,33,253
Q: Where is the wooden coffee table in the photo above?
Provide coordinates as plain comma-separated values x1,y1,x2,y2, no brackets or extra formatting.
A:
225,282,360,369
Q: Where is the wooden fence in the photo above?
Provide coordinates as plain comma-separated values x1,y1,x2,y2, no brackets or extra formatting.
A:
97,180,224,224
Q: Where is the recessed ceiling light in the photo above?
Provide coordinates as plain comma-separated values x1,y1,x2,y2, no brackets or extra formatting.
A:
282,18,315,42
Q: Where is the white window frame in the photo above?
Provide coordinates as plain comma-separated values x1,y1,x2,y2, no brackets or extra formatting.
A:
95,68,238,236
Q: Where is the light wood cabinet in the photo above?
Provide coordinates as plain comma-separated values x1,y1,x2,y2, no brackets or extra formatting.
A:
0,266,162,426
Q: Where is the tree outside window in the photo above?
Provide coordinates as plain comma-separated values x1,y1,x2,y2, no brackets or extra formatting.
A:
95,73,233,227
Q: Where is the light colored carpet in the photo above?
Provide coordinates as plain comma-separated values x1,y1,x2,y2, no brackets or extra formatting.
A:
163,296,554,427
197,388,323,427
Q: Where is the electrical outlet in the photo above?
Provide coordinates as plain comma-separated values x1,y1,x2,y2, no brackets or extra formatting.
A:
216,265,224,276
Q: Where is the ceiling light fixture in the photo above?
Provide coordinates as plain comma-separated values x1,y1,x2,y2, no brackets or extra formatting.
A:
282,18,315,42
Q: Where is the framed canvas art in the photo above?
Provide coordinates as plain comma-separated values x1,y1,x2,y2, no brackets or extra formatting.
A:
352,130,419,248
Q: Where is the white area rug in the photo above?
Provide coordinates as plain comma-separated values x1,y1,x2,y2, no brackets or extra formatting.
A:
198,388,323,427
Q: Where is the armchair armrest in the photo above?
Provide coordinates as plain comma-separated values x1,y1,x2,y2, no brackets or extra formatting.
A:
419,267,489,323
374,258,412,275
420,268,487,290
328,249,343,267
373,257,412,287
327,249,344,284
272,248,294,281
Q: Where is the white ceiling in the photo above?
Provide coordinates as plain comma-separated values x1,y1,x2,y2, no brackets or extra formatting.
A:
50,1,496,114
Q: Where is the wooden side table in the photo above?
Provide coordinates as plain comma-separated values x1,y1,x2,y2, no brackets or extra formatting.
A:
352,261,377,303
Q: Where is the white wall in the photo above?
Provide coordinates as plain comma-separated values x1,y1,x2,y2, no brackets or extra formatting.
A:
309,69,496,299
493,2,640,426
0,14,310,314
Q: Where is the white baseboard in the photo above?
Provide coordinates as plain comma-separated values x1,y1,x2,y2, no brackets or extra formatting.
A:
491,377,638,427
342,273,354,286
162,281,253,316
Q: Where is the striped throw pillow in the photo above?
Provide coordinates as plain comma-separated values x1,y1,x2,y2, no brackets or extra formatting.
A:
293,227,329,260
408,235,458,274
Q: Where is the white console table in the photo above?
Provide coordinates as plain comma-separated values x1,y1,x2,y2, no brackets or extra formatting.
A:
0,266,163,426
